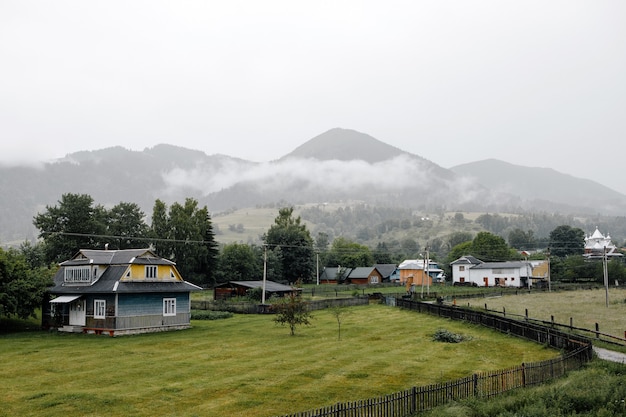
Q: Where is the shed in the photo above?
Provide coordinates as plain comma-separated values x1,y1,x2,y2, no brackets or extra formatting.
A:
214,280,299,300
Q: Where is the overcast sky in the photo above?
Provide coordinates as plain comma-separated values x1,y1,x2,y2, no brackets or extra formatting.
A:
2,1,625,193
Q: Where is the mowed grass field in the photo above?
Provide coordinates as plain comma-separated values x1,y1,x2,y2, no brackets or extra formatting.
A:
1,304,558,417
463,288,626,340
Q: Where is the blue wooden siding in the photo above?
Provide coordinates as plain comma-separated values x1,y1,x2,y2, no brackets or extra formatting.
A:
117,293,190,317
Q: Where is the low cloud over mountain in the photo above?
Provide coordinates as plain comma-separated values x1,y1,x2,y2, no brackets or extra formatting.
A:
1,128,624,244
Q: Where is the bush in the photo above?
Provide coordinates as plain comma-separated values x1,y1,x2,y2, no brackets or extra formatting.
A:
432,328,467,343
191,310,234,320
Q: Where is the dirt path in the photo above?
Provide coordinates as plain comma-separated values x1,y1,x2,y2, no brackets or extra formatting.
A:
593,346,626,364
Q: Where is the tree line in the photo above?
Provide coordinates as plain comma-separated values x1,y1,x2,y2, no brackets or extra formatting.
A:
2,194,625,322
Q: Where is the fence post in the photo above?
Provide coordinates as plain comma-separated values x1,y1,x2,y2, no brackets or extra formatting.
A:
570,317,573,330
411,386,417,413
521,363,526,387
525,308,528,321
473,373,478,397
551,315,554,328
503,307,506,317
595,323,600,339
484,303,487,311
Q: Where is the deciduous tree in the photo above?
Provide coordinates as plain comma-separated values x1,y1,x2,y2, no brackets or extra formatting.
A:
471,232,511,261
33,193,107,263
216,243,261,283
106,202,149,249
549,225,585,258
0,247,54,319
272,292,312,336
325,237,374,268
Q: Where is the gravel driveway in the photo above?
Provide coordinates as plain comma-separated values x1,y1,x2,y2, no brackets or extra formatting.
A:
593,346,626,364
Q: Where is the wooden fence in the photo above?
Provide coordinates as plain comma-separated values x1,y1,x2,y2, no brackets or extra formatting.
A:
276,299,592,417
478,305,626,346
191,297,369,314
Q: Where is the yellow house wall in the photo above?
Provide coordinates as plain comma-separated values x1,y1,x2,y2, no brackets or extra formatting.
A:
532,262,549,278
121,264,183,281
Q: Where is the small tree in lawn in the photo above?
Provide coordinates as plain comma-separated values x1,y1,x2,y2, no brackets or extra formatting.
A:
331,306,350,341
273,292,312,336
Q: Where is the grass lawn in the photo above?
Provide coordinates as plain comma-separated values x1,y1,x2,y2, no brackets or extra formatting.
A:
462,288,626,341
0,304,558,417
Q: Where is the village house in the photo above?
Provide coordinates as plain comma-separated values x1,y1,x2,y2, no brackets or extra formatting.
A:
213,280,299,300
43,248,201,336
346,266,384,285
374,263,399,283
319,266,352,284
450,255,546,288
398,259,445,289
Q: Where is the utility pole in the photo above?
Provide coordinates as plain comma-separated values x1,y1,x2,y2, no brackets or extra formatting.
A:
603,246,609,307
316,252,319,286
262,244,267,305
426,245,430,296
547,247,551,292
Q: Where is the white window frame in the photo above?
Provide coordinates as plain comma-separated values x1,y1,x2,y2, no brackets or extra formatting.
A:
94,299,106,319
64,266,92,284
146,265,158,279
163,298,176,316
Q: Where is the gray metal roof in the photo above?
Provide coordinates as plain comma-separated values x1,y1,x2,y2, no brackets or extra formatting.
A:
320,267,352,280
471,261,530,270
49,255,200,295
374,264,397,278
450,255,483,265
219,280,297,292
60,248,175,266
348,267,378,279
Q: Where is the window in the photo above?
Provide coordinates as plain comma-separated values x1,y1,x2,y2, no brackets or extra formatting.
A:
64,266,92,283
370,276,379,284
146,265,158,279
163,298,176,316
94,300,106,319
459,266,465,271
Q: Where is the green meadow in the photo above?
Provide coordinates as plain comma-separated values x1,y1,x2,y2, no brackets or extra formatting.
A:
464,288,626,342
1,304,558,417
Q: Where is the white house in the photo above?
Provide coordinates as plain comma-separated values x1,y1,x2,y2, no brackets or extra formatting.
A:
450,255,540,288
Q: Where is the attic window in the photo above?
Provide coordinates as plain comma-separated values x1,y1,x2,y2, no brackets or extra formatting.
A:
459,266,465,271
64,266,92,284
146,265,157,279
170,271,175,279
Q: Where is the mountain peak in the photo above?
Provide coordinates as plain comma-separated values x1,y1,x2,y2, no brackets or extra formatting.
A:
280,128,408,163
